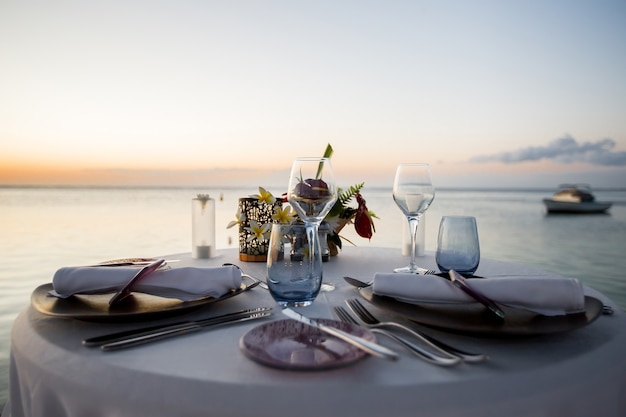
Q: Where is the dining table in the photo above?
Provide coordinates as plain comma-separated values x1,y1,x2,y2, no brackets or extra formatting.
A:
3,246,625,417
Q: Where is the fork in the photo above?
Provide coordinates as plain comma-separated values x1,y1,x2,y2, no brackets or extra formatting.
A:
333,306,460,366
346,299,488,363
222,263,269,290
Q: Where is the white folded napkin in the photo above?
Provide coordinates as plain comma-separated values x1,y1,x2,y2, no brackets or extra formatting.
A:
51,265,242,301
372,273,586,316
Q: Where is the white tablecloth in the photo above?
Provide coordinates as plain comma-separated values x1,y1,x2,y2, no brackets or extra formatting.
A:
4,247,625,417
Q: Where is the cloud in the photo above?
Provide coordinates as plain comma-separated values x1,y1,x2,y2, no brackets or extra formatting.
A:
470,136,626,166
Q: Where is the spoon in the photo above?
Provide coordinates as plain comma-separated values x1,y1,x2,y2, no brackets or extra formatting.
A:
344,271,479,289
343,275,438,288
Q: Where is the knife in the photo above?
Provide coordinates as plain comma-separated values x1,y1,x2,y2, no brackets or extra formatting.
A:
108,258,165,306
282,308,398,360
449,269,505,319
98,308,273,351
93,258,180,267
83,306,271,347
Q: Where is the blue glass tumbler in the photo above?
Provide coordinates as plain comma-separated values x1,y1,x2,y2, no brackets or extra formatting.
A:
436,216,480,275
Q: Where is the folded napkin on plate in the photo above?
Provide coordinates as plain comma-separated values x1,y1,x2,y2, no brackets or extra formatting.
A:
51,265,242,301
372,273,586,316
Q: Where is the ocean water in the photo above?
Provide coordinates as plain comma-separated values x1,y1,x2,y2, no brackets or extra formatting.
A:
1,186,626,407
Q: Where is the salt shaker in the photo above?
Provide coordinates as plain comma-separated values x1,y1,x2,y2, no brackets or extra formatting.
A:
192,194,215,259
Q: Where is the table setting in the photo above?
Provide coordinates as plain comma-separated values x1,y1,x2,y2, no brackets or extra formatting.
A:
3,149,625,417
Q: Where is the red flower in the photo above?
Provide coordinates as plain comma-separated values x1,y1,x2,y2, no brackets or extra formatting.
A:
354,193,375,240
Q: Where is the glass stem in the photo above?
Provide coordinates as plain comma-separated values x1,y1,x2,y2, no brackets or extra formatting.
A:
305,221,319,278
408,214,421,272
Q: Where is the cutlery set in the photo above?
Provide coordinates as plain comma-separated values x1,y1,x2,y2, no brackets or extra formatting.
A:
333,306,458,365
83,307,273,351
84,265,487,366
335,299,488,365
85,303,485,367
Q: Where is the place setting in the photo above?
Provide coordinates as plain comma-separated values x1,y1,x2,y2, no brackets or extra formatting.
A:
344,166,604,336
355,273,603,336
31,258,266,321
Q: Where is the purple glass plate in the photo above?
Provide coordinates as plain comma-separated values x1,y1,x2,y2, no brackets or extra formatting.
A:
239,318,376,370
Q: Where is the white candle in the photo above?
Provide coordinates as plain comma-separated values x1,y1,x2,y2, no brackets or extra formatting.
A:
192,195,216,259
194,245,212,259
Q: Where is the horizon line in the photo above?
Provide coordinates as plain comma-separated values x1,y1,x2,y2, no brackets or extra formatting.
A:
2,183,625,192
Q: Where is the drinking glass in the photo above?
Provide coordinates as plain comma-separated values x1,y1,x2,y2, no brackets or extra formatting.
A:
393,163,435,273
267,222,323,306
436,216,480,275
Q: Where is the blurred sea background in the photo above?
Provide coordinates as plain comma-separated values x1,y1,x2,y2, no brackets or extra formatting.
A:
1,185,626,407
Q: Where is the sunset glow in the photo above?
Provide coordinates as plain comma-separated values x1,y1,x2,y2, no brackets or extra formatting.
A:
1,0,625,188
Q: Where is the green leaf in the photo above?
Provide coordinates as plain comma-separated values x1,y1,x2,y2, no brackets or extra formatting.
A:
322,143,334,159
338,183,364,206
316,143,334,179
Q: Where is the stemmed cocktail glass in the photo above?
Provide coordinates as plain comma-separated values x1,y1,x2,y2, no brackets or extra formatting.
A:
393,163,435,274
285,157,338,297
288,156,338,233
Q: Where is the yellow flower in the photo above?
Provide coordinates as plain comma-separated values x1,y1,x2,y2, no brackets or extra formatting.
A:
226,208,246,229
272,205,296,224
252,187,275,204
245,220,271,242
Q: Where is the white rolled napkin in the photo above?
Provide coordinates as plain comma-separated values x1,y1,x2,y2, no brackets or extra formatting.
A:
51,265,242,301
372,273,586,316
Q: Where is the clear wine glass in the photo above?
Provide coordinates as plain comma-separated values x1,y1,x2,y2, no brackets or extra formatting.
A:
393,163,435,274
287,157,338,293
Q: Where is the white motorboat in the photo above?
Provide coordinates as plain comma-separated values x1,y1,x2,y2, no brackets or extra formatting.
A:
543,184,612,214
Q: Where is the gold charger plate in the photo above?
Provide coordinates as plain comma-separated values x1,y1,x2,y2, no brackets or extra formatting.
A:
31,282,251,322
359,287,603,336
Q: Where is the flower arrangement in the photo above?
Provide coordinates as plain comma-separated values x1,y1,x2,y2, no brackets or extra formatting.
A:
324,181,377,255
227,144,377,257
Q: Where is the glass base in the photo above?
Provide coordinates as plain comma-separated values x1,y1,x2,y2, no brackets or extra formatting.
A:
393,266,430,274
275,299,314,307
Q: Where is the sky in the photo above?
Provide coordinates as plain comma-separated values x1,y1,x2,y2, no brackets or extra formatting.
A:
1,0,625,189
